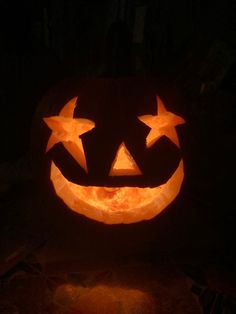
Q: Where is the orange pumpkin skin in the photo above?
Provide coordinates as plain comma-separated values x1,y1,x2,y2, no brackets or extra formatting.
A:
31,77,185,224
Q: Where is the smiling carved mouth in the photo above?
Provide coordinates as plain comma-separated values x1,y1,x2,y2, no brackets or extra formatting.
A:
50,159,184,224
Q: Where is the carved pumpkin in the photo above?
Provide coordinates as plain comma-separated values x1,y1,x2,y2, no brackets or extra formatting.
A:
42,88,185,225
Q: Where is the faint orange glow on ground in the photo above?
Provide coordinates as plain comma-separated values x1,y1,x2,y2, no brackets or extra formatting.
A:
54,284,156,314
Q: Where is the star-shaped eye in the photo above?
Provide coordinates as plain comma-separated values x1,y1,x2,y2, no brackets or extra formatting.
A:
43,97,95,172
138,96,185,148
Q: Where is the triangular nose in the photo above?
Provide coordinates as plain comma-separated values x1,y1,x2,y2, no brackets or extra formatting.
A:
109,142,142,176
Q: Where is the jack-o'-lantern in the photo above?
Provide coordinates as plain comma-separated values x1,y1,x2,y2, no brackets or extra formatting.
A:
42,86,185,225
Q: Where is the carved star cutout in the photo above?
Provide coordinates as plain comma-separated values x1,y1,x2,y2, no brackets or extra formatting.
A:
138,96,185,148
43,97,95,172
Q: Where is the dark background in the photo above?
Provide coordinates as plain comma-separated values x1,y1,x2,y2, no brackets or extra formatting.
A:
0,0,236,292
0,0,235,161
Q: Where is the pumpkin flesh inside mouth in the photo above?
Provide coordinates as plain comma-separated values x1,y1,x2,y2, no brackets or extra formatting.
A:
50,160,184,224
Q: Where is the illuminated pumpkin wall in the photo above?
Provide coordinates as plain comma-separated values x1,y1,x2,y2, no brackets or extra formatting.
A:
41,84,185,224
